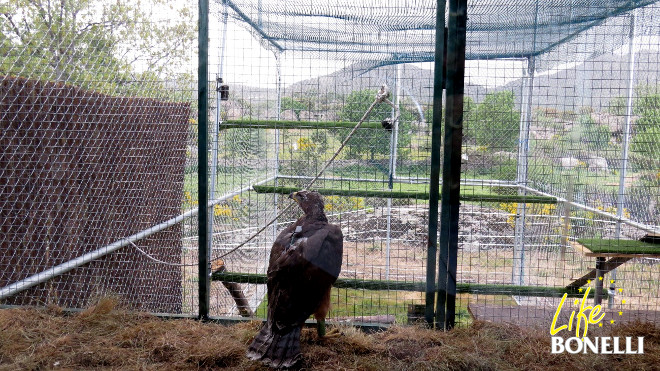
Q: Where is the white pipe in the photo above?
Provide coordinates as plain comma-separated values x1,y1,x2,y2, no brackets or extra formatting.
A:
385,65,402,281
519,185,659,235
273,51,282,243
611,10,638,307
513,56,535,286
208,3,231,259
0,176,276,300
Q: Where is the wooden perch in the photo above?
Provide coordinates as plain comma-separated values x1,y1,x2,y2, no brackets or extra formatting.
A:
211,259,254,317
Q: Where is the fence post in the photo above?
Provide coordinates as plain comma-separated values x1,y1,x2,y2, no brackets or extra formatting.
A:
198,0,210,320
436,0,467,330
426,0,447,327
513,56,536,287
611,8,637,308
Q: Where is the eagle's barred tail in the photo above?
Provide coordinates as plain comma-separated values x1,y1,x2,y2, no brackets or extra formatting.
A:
247,324,302,368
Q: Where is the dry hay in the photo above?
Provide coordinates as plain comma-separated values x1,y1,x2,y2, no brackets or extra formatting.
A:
1,298,658,370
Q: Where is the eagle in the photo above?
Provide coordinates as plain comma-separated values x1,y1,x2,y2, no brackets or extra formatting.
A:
247,190,343,368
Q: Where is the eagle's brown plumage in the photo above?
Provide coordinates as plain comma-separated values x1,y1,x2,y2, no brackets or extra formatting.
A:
247,191,343,368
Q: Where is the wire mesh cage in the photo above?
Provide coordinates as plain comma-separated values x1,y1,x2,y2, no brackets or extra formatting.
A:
208,0,660,327
0,0,199,313
1,0,659,329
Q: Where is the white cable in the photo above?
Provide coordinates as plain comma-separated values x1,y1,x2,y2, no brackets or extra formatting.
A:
129,86,393,266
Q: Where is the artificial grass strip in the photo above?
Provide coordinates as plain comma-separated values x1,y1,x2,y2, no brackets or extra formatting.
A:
252,184,557,204
577,238,660,254
222,119,384,130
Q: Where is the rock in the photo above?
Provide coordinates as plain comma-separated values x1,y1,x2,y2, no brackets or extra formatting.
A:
280,109,298,121
298,110,322,121
493,151,516,161
586,156,608,172
560,157,581,168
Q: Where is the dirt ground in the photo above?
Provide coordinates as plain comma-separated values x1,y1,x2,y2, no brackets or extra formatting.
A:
1,298,658,371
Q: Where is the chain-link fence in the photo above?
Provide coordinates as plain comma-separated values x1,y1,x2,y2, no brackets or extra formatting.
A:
2,0,659,329
206,0,660,328
1,0,199,314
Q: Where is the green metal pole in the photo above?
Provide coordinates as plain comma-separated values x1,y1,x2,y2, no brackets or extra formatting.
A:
426,0,446,327
436,0,467,330
197,0,210,320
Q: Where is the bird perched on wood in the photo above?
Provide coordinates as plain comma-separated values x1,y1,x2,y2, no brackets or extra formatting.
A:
247,190,343,368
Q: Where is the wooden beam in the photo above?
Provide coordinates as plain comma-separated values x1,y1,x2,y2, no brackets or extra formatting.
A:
566,257,631,289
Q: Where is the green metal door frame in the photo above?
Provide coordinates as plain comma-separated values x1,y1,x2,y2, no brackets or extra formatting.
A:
436,0,468,330
426,0,447,327
198,0,210,320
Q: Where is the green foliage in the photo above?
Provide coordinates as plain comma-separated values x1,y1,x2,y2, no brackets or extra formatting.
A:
334,89,416,161
629,85,660,169
631,125,660,164
467,91,520,150
0,0,195,97
225,128,266,159
425,96,475,128
280,97,308,120
607,96,627,115
571,115,611,150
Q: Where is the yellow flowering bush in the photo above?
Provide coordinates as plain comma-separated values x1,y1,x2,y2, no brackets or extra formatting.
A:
324,196,365,212
297,137,316,152
498,202,557,227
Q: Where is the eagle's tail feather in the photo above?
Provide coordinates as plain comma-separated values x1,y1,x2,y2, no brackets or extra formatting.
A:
247,324,302,368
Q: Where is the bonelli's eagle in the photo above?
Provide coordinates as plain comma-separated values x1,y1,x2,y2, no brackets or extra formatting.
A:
247,190,343,368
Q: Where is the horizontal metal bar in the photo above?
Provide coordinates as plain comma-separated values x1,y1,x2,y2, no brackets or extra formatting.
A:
520,185,660,235
213,271,597,298
0,176,276,300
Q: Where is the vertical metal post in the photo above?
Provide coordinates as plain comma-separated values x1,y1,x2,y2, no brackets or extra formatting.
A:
385,64,402,281
436,0,467,330
209,1,230,263
513,56,535,286
426,0,446,327
273,52,282,242
595,257,606,305
197,0,210,320
611,9,637,307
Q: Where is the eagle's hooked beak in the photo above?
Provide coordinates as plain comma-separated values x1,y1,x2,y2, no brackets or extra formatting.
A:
289,192,299,203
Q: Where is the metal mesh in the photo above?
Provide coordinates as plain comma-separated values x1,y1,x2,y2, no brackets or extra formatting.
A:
1,0,658,328
1,1,198,313
224,0,660,71
210,0,660,327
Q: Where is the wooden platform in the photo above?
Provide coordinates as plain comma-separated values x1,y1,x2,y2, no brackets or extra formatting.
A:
571,239,660,258
468,304,660,327
567,239,660,304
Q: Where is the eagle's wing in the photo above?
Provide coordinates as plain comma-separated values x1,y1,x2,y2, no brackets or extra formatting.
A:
266,223,343,332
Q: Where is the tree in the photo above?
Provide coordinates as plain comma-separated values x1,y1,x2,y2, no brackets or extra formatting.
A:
607,85,659,169
334,89,415,160
571,115,611,151
0,0,195,96
467,91,520,151
280,97,308,120
631,89,660,166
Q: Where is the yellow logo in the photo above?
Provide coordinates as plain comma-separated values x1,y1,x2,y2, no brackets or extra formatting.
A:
550,287,605,338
